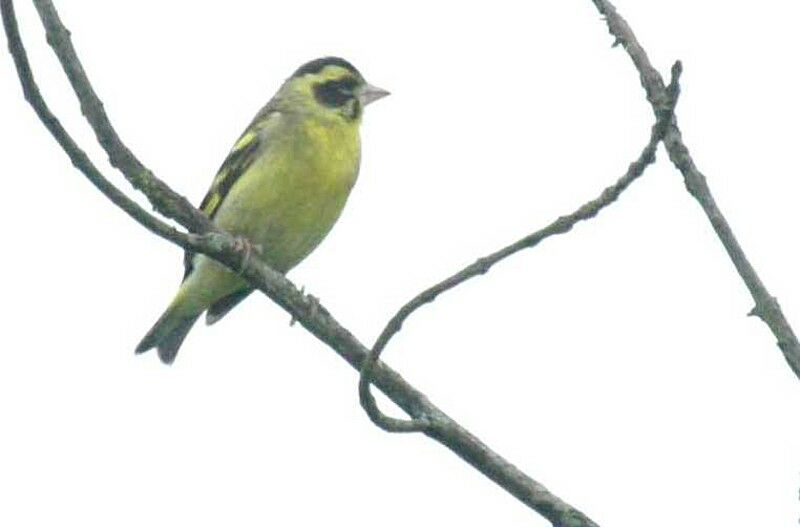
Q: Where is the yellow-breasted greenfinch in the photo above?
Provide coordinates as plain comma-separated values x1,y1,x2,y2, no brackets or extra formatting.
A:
136,57,388,364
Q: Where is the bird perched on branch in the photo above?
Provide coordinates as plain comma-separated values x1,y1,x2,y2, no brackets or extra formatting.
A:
136,57,389,364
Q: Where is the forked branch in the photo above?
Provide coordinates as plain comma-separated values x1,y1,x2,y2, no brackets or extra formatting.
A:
590,0,800,379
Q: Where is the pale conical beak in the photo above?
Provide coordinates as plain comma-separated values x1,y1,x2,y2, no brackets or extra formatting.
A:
359,83,390,106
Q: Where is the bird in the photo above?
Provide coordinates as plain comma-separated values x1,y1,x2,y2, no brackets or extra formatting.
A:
135,57,389,364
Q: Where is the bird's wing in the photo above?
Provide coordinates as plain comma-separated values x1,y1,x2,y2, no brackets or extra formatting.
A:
200,132,264,219
182,108,276,280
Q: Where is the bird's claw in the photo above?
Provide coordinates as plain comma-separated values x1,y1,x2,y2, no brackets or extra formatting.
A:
233,236,262,275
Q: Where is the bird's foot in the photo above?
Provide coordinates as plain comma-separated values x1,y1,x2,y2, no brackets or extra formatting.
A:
232,235,263,275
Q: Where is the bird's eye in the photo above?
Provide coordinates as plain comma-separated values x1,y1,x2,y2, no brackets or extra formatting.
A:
314,77,359,108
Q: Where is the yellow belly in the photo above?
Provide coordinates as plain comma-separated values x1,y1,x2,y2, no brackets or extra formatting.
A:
179,115,360,312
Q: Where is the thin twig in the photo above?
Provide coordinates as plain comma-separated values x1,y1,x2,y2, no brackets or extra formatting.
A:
359,63,681,433
2,1,601,524
32,0,211,233
591,0,800,379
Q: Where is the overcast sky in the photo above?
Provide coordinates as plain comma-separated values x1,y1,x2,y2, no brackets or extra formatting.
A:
1,1,799,526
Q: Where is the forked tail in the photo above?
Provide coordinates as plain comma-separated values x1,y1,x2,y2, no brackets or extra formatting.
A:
135,303,200,365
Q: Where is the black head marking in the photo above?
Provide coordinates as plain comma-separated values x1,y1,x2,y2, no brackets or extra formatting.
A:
314,76,360,108
291,56,361,79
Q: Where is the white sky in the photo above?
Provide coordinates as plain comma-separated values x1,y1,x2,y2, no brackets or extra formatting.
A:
1,1,799,526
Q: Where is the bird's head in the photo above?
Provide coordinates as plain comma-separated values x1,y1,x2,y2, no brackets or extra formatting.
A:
277,57,389,122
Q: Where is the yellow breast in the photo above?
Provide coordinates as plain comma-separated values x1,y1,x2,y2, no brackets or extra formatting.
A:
214,113,361,273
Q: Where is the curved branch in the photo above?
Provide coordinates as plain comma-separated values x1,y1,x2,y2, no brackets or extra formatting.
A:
2,1,601,525
359,63,681,433
591,0,800,379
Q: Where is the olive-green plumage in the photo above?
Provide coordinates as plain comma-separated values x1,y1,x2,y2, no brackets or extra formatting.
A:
136,57,388,363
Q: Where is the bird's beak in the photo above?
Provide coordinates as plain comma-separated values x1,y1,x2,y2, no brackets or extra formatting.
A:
359,83,390,106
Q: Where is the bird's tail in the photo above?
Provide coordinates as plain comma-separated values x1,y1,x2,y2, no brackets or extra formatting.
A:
135,296,200,365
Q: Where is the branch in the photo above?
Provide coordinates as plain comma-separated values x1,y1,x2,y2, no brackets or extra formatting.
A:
2,1,603,525
590,0,800,379
359,63,681,433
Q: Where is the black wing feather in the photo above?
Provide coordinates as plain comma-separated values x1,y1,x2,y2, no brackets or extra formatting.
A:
182,125,265,281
